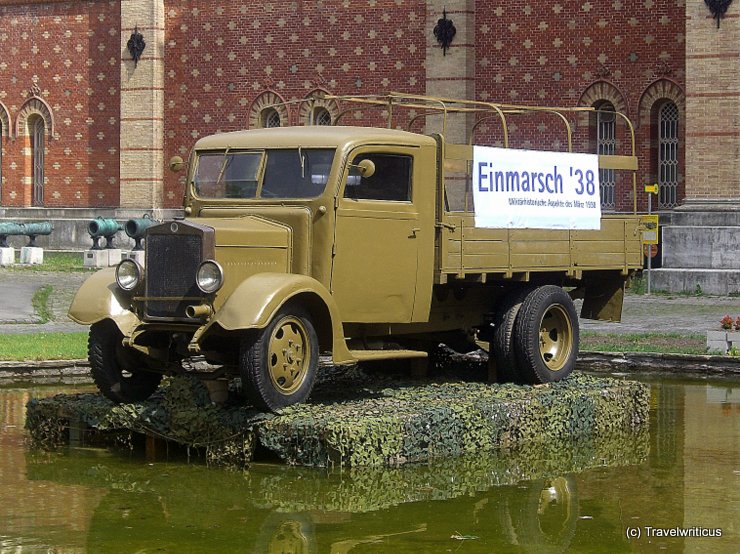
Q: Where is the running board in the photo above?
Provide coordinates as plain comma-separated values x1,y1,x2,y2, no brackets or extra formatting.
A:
349,349,428,362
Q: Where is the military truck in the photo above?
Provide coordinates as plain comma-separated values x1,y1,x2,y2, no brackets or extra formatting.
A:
69,94,647,411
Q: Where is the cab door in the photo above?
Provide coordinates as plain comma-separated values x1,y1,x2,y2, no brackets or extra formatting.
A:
330,148,422,323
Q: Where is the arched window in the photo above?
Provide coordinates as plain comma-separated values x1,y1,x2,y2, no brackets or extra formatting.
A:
312,107,332,126
658,102,679,209
261,108,281,128
596,102,616,211
31,117,45,206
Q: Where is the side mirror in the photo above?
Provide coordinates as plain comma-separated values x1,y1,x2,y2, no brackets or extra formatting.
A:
351,159,376,179
169,156,185,173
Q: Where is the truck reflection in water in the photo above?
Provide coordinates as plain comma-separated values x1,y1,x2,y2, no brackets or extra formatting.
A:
7,379,738,552
24,433,644,553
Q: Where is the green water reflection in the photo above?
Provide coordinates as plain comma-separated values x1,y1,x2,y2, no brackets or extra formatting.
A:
1,379,738,552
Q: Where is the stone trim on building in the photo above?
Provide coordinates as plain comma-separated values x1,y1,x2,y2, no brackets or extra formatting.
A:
15,95,55,140
638,79,685,129
0,102,10,138
249,91,290,129
119,0,165,210
298,89,339,126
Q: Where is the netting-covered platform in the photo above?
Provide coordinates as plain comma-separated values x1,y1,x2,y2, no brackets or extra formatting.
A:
26,371,649,469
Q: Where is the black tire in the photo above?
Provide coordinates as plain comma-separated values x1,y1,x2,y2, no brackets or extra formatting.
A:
240,305,319,412
514,286,579,384
89,320,163,403
491,287,532,383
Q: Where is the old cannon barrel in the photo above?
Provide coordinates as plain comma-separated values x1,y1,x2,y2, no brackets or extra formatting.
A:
88,218,122,238
0,222,24,248
125,217,157,251
19,221,53,237
0,221,53,247
0,222,25,236
88,217,122,249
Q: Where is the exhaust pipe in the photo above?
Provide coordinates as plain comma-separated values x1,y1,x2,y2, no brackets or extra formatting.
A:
186,304,213,319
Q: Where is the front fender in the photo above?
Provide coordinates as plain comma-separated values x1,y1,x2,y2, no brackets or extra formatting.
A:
207,272,354,364
67,268,140,335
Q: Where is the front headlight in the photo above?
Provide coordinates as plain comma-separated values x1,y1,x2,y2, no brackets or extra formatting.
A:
196,260,224,294
116,259,142,291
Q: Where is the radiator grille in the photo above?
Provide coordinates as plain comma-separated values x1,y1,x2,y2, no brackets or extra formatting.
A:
145,233,203,319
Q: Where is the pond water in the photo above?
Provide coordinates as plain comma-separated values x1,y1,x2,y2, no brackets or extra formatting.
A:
1,377,738,553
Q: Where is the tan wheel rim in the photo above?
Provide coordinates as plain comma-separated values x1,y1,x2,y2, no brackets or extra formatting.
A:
539,304,573,372
268,316,311,395
537,477,574,537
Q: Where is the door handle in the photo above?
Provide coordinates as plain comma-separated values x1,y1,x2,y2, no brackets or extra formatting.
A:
410,227,421,237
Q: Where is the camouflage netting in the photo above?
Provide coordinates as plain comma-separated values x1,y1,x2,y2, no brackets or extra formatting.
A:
259,373,649,467
26,372,649,469
25,431,648,516
254,431,649,514
26,375,270,468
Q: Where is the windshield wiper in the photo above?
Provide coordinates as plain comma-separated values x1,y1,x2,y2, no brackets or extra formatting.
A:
215,146,232,188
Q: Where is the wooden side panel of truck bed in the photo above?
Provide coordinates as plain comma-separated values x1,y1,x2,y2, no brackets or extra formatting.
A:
437,213,644,280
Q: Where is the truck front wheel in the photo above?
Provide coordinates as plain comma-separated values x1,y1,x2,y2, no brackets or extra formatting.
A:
89,321,163,403
240,305,319,412
514,286,579,384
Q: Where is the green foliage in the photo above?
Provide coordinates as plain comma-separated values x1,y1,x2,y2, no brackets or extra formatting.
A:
627,273,646,295
0,332,88,361
31,285,54,323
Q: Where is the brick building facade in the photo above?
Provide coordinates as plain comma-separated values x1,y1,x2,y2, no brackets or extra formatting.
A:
0,1,737,291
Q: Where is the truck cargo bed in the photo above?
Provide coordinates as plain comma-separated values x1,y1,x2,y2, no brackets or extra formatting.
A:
437,213,644,283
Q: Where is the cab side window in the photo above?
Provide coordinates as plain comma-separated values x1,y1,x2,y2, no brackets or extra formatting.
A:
345,154,412,202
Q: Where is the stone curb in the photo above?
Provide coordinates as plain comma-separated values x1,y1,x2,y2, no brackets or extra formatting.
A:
0,359,91,384
2,351,740,384
577,351,740,377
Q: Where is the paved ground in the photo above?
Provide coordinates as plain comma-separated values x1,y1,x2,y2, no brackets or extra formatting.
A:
0,270,91,334
0,267,738,336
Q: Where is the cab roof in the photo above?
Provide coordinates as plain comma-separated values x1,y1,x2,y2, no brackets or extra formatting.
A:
193,125,438,150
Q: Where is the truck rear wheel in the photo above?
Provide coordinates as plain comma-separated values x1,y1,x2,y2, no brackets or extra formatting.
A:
240,305,319,412
89,320,163,403
491,287,532,383
514,286,579,384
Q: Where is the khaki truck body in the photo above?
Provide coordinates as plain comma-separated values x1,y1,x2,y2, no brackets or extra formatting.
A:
70,95,646,411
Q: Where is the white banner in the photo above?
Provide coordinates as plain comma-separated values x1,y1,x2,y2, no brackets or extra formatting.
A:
472,146,602,230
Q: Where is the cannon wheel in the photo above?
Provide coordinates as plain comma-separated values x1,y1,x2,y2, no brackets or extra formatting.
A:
514,286,579,384
89,320,163,403
240,305,319,412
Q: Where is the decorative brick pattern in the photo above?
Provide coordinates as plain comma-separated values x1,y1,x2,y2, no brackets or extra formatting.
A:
0,1,121,207
162,1,428,207
0,1,693,212
475,1,687,212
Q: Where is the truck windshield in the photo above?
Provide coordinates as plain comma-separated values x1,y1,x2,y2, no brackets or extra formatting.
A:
193,149,335,199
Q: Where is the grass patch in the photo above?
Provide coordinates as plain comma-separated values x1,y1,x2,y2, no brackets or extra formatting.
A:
0,332,88,361
627,272,718,298
31,285,54,323
6,252,91,273
580,332,707,355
